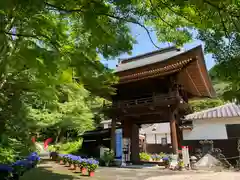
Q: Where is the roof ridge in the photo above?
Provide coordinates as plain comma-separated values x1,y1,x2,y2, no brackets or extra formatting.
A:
119,46,180,64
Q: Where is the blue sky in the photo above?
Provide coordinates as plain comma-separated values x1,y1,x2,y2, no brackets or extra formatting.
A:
102,25,215,70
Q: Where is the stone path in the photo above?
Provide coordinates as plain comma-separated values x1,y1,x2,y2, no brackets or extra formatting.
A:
21,159,229,180
21,144,240,180
20,143,240,179
146,172,240,180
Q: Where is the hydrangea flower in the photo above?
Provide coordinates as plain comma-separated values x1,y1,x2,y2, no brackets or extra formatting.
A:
0,164,13,172
86,159,99,172
162,156,169,161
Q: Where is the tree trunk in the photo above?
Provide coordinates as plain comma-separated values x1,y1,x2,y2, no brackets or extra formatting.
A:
55,128,61,143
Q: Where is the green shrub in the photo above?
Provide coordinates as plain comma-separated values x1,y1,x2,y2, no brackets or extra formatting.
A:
60,139,82,154
139,152,151,161
101,150,114,166
0,136,36,164
48,144,60,152
48,139,82,154
159,152,166,158
0,147,15,164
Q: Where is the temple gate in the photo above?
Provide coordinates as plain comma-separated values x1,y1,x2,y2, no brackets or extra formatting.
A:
106,46,215,164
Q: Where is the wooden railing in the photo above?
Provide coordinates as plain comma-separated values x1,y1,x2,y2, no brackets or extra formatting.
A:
109,94,179,109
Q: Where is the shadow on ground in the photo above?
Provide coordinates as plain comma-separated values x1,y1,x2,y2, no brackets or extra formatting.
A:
20,166,78,180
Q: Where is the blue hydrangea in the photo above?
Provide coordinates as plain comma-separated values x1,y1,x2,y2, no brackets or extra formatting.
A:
162,156,169,161
0,164,13,172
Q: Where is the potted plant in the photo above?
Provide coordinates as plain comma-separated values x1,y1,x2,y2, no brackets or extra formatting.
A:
70,155,80,170
87,159,99,177
139,152,151,162
155,154,161,161
62,155,68,165
178,160,184,171
49,146,59,161
58,154,64,165
66,155,76,170
162,156,170,168
79,158,88,174
65,155,72,167
101,150,114,167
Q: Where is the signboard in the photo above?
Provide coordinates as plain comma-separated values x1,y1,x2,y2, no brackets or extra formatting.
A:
122,138,131,166
115,129,123,159
182,146,190,167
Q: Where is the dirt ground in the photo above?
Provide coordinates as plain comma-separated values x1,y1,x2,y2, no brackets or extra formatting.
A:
21,160,240,180
146,172,240,180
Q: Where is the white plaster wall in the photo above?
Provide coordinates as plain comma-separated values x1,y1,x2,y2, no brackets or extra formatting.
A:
183,123,228,140
182,117,240,140
145,133,171,144
146,134,155,143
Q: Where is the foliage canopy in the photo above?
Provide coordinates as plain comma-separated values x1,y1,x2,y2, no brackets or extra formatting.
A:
0,0,141,162
138,0,240,102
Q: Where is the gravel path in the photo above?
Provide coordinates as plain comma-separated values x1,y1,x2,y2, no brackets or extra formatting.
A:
146,172,240,180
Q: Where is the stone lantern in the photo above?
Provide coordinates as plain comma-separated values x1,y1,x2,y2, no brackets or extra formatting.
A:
190,156,197,169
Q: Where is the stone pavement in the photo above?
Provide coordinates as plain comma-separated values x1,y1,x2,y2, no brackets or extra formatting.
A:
21,159,226,180
146,172,240,180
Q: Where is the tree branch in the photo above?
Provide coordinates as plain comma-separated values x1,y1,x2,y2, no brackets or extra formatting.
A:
203,0,240,18
0,30,60,50
149,0,175,28
44,2,160,49
218,10,231,40
159,1,195,24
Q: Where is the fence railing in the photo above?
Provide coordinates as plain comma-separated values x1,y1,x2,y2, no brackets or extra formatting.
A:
107,94,179,109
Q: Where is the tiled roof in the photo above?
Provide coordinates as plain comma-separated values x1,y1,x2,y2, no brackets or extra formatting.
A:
185,103,240,120
115,47,184,72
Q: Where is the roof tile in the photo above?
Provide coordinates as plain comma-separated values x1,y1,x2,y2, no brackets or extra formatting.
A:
185,103,240,120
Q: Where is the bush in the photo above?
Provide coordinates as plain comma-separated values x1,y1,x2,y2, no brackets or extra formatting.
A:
0,137,37,164
0,147,16,164
48,139,82,154
159,152,166,158
101,150,114,166
139,152,151,161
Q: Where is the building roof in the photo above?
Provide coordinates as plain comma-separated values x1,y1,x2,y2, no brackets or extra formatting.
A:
140,123,170,134
82,129,110,136
116,46,183,72
184,103,240,121
114,45,216,98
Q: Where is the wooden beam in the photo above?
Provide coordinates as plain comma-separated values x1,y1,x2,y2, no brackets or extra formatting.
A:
123,111,163,117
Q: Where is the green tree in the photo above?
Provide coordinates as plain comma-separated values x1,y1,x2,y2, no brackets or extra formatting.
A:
189,98,224,112
136,0,240,102
209,66,230,97
0,0,142,162
0,0,139,135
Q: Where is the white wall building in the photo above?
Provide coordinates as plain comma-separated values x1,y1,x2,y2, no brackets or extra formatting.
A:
182,103,240,141
140,123,171,145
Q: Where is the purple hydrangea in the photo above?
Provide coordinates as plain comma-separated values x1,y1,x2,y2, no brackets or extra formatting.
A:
162,156,169,161
0,164,13,172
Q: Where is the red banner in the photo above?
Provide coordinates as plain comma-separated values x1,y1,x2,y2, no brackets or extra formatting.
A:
44,138,53,149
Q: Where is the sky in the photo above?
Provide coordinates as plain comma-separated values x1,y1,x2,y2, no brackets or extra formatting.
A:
101,24,215,70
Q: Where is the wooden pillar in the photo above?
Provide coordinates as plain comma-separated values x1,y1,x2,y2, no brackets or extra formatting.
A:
123,119,132,138
169,111,179,154
176,114,183,146
111,118,116,154
122,119,132,162
131,123,140,164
